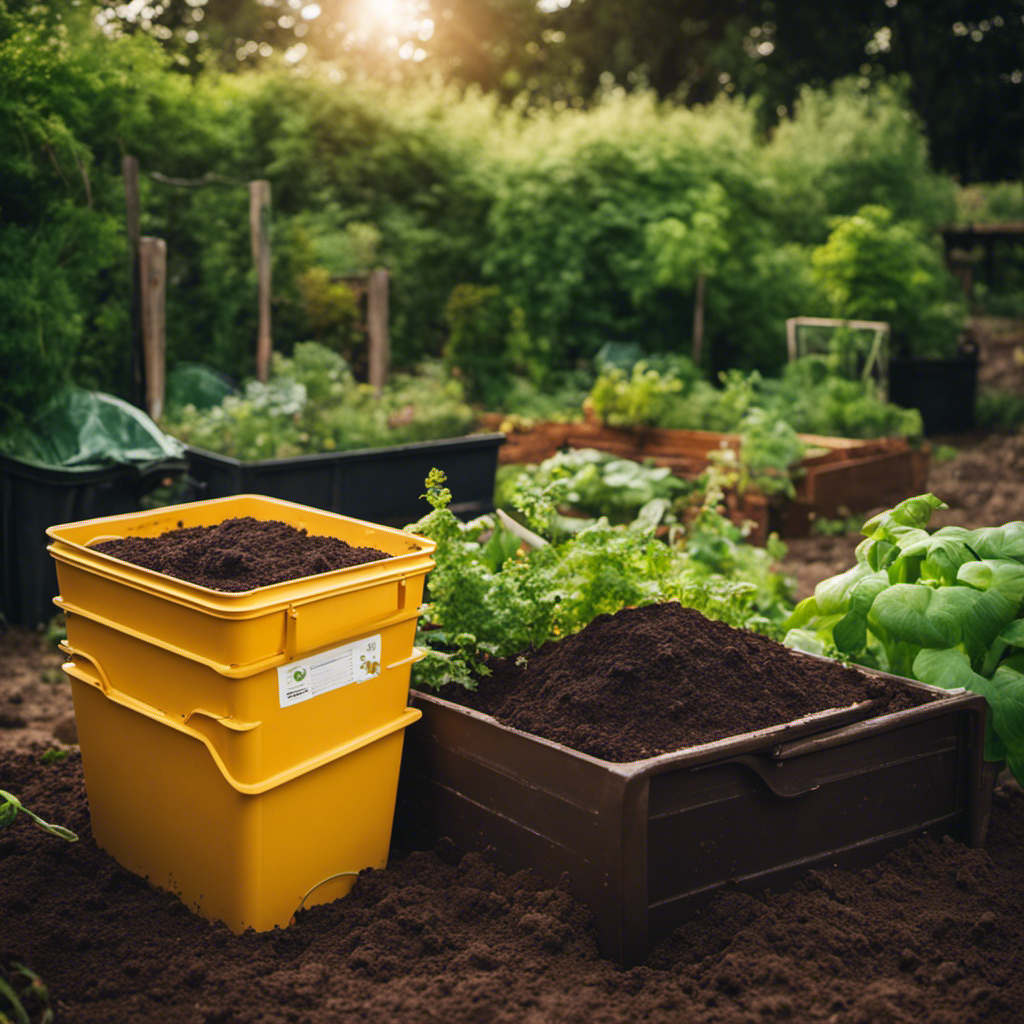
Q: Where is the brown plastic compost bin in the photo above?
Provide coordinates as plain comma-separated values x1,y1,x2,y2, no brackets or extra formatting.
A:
395,668,988,967
46,494,436,932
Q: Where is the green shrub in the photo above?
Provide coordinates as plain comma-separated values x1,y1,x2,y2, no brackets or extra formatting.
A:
810,204,966,359
442,284,514,407
765,77,957,243
955,181,1024,224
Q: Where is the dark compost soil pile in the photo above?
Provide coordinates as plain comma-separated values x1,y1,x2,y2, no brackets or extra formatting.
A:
93,517,390,592
440,602,925,762
3,746,1024,1024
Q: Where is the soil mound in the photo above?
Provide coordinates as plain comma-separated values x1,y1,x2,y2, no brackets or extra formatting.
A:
93,516,390,592
441,602,924,761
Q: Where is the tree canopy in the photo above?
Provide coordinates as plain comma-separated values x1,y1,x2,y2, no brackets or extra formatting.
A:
53,0,1024,182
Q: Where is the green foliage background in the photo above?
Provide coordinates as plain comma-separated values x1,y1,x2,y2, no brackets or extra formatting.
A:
0,2,965,430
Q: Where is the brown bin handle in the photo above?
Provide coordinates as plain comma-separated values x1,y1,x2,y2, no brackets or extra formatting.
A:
713,753,824,799
692,699,884,799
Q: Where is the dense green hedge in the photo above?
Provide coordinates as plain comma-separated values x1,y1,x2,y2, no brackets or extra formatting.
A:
0,4,965,431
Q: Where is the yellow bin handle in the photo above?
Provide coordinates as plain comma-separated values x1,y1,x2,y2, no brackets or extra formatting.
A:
60,642,421,797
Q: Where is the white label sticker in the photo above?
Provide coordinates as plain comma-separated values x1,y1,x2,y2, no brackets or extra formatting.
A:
277,634,382,709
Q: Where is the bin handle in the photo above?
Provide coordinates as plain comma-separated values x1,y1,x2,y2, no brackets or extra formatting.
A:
58,641,263,733
282,574,419,661
182,708,261,733
60,648,421,796
58,640,171,722
290,870,361,924
710,754,823,799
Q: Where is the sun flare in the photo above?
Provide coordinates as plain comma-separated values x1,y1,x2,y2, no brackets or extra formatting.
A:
355,0,432,39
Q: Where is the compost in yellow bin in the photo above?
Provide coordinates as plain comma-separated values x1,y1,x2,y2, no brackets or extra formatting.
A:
47,494,436,933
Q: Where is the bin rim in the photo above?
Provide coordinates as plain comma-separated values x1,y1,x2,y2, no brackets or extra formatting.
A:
46,493,436,615
410,662,987,782
182,431,506,470
1,450,188,482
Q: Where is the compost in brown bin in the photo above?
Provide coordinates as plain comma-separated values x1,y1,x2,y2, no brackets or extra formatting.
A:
394,602,990,967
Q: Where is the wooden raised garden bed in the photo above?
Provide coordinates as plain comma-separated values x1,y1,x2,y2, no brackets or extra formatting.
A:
478,414,930,544
395,604,988,967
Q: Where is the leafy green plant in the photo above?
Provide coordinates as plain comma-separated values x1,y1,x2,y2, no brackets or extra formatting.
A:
407,468,791,689
784,493,1024,779
499,449,692,527
648,361,922,441
0,790,78,842
162,342,476,458
730,407,806,499
585,361,684,427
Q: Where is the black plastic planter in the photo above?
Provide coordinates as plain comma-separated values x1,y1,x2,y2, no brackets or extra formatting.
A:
888,345,979,435
395,670,988,966
185,433,506,525
0,453,188,627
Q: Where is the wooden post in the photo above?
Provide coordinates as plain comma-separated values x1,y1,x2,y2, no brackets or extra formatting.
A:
249,180,272,382
691,271,706,366
123,155,144,408
367,267,390,394
139,237,167,421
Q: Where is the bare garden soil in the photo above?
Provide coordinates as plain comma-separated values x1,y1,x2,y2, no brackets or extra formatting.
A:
2,317,1024,1022
4,746,1024,1024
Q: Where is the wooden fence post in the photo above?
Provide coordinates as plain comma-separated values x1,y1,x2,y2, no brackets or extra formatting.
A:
249,180,272,383
139,237,167,421
367,267,390,394
123,154,145,408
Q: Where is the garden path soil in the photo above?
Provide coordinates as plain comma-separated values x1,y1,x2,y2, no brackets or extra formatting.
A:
3,746,1024,1024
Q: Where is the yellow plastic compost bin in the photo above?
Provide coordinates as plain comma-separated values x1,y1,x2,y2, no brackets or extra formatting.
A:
46,494,436,932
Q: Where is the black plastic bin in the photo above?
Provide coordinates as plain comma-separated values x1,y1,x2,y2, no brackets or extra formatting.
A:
1,453,188,627
395,668,988,966
888,344,979,435
185,433,506,525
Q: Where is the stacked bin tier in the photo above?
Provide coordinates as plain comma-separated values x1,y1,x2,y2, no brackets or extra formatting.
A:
48,494,435,932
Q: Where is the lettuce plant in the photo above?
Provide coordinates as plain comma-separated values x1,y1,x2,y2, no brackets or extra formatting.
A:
784,494,1024,778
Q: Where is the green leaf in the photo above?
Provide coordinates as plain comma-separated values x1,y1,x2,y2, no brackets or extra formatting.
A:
965,521,1024,561
0,790,78,842
0,974,32,1024
867,584,962,650
957,559,1024,604
783,627,827,657
989,655,1024,779
861,493,946,536
899,526,975,586
831,570,889,654
782,594,820,632
997,619,1024,649
813,561,879,616
628,497,670,535
913,647,1006,761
